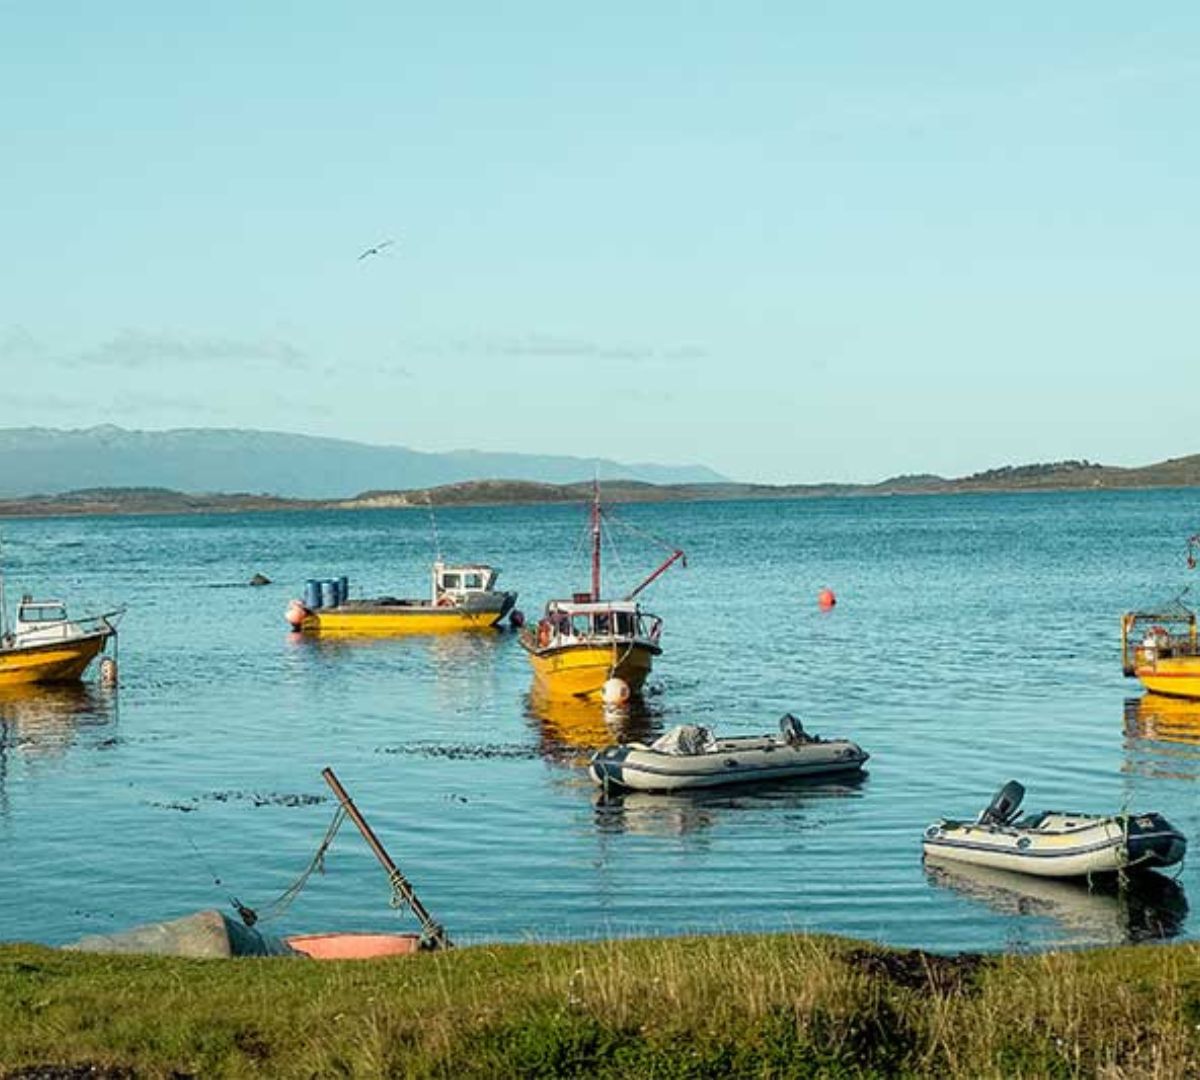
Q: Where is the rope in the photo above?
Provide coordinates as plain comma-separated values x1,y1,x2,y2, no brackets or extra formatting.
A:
602,505,684,558
599,510,627,587
252,806,349,925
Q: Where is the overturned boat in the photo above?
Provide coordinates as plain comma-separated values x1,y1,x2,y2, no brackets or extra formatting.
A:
589,714,869,793
922,781,1187,879
67,908,422,960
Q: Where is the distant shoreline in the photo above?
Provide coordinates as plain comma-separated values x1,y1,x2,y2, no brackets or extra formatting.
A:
1,461,1199,520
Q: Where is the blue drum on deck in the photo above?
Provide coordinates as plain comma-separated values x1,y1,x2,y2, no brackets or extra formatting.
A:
304,579,322,610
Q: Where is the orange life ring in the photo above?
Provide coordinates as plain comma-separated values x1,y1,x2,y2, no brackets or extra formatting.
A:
436,594,456,608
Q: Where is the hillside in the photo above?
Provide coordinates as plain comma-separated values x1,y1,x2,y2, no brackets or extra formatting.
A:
5,455,1200,518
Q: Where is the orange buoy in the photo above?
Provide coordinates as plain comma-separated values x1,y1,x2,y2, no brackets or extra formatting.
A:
285,599,310,630
817,587,837,611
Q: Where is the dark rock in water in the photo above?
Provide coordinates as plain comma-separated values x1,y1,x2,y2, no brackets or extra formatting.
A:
249,573,271,586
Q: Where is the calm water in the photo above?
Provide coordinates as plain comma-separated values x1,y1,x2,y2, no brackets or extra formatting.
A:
2,490,1200,954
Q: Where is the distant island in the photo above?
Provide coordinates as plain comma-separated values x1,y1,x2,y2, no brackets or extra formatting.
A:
3,455,1200,518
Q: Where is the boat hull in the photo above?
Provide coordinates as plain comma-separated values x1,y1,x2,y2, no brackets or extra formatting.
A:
0,632,109,687
1134,656,1200,699
522,639,657,699
922,813,1187,878
300,594,515,636
284,932,421,959
590,737,869,793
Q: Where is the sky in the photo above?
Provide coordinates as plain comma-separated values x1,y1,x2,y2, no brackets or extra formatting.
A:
3,3,1199,484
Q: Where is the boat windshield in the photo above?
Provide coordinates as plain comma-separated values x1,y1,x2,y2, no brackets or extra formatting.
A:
536,606,662,647
17,604,67,624
434,565,498,597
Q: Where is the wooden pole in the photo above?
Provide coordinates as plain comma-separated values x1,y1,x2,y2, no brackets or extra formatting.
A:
321,767,451,949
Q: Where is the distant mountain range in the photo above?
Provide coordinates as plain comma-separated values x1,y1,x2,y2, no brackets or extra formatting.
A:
0,426,726,499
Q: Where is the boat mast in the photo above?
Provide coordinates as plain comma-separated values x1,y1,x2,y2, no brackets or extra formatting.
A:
591,480,602,601
0,534,7,638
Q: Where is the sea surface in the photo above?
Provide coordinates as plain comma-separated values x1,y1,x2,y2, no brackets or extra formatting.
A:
2,489,1200,954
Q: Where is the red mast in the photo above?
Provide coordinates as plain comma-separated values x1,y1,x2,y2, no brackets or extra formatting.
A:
591,480,602,600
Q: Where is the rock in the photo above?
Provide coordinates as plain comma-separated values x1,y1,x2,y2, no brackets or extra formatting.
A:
249,573,271,586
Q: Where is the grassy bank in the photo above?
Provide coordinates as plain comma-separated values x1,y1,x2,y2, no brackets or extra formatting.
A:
2,933,1199,1078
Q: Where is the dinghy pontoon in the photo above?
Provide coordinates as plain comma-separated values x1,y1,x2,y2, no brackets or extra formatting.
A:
589,714,869,794
922,781,1187,879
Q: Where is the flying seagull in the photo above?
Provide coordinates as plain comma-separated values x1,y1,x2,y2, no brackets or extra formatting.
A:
358,238,395,260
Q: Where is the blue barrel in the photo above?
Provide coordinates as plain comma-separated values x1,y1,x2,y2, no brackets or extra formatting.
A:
304,579,322,610
338,576,350,605
320,579,339,609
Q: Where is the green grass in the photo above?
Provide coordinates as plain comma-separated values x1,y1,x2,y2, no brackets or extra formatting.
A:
2,933,1200,1078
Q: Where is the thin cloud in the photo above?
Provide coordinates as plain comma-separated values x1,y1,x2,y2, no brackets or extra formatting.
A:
63,329,309,371
401,334,709,364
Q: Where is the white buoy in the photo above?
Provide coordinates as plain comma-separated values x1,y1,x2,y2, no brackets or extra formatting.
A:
602,677,631,707
99,657,118,688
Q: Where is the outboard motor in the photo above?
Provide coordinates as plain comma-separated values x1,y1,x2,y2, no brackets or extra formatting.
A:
780,713,811,746
977,780,1025,827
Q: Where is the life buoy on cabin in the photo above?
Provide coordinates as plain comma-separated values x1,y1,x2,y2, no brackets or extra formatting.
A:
537,620,551,648
436,594,456,608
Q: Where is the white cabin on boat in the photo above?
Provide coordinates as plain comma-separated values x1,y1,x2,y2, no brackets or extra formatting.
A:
432,563,501,604
535,597,663,650
11,597,88,646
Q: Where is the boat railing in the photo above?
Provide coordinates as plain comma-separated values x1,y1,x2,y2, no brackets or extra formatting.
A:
1120,610,1198,676
72,609,126,637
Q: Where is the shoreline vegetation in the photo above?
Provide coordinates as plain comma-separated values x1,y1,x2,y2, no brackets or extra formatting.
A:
2,931,1199,1078
4,454,1200,519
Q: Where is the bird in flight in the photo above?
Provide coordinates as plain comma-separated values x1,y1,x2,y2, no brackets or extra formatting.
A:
358,238,395,260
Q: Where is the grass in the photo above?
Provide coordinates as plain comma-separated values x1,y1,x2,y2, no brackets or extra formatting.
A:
2,933,1200,1078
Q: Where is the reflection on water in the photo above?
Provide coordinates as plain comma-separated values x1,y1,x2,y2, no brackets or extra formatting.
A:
0,685,118,813
594,775,869,838
0,685,117,756
1125,694,1200,746
524,689,661,764
925,857,1188,946
1123,695,1200,781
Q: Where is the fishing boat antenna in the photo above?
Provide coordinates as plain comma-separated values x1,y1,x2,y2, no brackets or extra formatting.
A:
426,493,443,562
321,767,451,949
591,479,602,601
0,534,8,640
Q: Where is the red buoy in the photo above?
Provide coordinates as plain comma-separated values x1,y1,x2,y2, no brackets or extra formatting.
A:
817,587,837,611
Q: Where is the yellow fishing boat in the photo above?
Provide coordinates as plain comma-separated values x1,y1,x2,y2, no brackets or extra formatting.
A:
1120,609,1200,699
286,562,517,636
520,485,684,700
0,596,121,687
1120,531,1200,699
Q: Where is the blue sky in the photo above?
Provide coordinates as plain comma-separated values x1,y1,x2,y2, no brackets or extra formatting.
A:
3,3,1198,483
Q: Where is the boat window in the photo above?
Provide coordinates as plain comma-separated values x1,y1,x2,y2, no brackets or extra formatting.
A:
19,605,66,622
441,573,461,590
463,573,483,590
594,612,611,635
614,612,634,636
571,614,592,636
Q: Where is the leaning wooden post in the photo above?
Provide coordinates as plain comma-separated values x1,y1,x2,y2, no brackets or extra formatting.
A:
321,767,451,950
